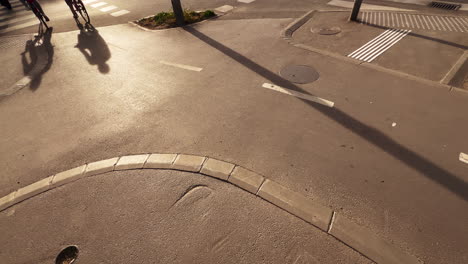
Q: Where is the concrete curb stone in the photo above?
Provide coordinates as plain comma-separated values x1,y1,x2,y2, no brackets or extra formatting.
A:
144,153,177,169
0,191,17,211
200,158,235,181
115,154,150,170
51,165,87,188
258,179,333,232
330,214,421,264
281,10,315,39
84,157,120,177
172,154,206,172
228,166,265,194
0,153,421,264
14,176,53,204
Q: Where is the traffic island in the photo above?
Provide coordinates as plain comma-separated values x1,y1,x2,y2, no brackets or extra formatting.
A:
136,10,217,30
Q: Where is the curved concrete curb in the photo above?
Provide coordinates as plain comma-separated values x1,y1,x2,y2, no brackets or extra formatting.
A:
0,153,421,264
281,10,316,39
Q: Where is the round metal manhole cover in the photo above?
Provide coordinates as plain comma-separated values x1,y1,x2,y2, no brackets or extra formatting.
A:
279,65,319,84
311,27,341,35
56,246,79,264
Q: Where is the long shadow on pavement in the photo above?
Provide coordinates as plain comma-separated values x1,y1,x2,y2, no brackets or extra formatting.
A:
21,25,54,91
75,24,111,74
184,26,468,201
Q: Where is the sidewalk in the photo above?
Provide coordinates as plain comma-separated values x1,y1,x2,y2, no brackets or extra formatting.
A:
0,169,371,264
291,10,468,84
0,12,467,264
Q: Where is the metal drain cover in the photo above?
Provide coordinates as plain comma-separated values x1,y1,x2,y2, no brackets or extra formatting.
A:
279,65,319,84
56,246,79,264
318,27,341,35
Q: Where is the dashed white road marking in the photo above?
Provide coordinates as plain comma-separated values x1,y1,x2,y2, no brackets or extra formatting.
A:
160,60,203,72
83,0,99,4
110,10,130,17
460,153,468,164
215,5,234,13
261,83,335,108
100,5,117,12
238,0,256,3
91,2,107,8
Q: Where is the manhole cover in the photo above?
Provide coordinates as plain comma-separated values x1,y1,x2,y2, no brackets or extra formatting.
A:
316,27,341,35
279,65,319,84
56,246,79,264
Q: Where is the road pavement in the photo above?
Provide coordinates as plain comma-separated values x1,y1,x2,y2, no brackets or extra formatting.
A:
0,169,372,263
0,1,467,264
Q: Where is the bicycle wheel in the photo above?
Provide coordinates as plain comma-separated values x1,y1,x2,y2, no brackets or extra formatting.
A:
74,0,90,24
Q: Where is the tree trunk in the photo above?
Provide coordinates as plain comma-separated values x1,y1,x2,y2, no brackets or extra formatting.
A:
171,0,185,26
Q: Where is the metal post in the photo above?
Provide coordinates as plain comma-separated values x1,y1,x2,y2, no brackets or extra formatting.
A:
350,0,363,22
171,0,185,26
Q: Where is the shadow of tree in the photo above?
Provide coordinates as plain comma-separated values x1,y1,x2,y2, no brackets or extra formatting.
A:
184,26,468,201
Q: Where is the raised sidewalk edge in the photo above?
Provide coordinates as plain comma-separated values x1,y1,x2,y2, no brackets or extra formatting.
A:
281,10,316,39
0,153,421,264
283,10,467,95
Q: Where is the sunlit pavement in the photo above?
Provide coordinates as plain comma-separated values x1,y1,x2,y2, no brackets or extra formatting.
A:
1,1,468,263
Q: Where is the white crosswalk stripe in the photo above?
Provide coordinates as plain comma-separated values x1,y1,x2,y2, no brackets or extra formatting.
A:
359,12,468,32
84,1,131,17
0,2,40,35
110,9,129,17
348,29,411,62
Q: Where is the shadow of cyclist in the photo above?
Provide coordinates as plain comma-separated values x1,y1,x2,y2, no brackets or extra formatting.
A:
75,24,111,74
21,25,54,90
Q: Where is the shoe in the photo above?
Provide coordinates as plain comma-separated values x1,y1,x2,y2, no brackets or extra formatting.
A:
44,16,50,22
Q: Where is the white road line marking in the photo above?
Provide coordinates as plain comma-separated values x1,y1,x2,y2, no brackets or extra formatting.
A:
237,0,256,3
404,13,411,27
364,30,410,62
215,5,234,13
449,17,464,32
261,83,335,108
160,60,203,72
460,153,468,164
414,14,422,29
348,29,395,58
408,14,418,29
110,9,130,17
351,29,401,60
91,2,107,8
0,19,38,34
100,5,117,12
454,17,468,31
443,16,457,31
415,15,426,29
0,13,35,27
357,29,405,61
348,29,410,62
83,0,99,3
435,16,448,31
429,16,441,30
422,15,432,30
